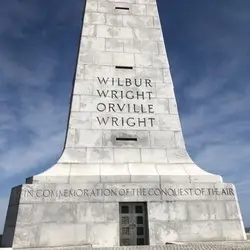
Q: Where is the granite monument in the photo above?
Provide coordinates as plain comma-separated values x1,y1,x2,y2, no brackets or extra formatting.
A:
1,0,246,248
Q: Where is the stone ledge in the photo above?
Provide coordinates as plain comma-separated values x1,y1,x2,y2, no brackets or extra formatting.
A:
12,241,250,250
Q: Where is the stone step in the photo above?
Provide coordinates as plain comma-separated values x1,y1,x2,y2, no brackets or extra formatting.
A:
9,241,250,250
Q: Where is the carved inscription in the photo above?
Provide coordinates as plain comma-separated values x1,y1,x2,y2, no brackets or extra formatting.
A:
22,187,234,199
96,77,156,128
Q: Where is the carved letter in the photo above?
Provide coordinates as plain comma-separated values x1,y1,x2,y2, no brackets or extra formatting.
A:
117,103,126,112
148,104,154,113
112,117,119,126
125,78,132,86
97,77,109,85
109,103,116,112
145,79,152,87
97,117,109,125
97,89,109,98
148,117,155,127
97,103,106,112
111,90,118,99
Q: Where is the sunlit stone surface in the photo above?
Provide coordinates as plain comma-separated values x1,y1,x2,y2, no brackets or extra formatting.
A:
1,0,246,248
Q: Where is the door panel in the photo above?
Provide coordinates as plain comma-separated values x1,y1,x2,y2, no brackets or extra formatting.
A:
120,203,148,246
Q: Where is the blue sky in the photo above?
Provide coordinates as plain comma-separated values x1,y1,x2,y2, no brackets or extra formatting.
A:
0,0,250,232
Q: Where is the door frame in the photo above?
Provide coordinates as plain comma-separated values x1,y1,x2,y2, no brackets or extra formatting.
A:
119,202,149,246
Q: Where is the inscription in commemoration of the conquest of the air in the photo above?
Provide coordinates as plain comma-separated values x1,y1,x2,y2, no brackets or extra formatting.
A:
95,77,156,128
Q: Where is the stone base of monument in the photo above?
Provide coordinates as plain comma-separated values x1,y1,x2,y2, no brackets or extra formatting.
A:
1,181,246,248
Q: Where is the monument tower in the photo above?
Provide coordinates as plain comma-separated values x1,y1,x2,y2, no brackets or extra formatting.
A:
2,0,246,248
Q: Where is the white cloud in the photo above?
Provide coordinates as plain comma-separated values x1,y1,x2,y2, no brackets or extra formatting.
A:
0,93,67,178
0,38,67,178
181,71,250,174
0,45,59,88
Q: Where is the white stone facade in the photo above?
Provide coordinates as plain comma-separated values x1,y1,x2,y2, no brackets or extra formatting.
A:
1,0,246,248
30,0,222,184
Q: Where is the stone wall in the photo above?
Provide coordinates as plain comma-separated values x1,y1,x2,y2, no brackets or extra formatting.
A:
1,182,246,248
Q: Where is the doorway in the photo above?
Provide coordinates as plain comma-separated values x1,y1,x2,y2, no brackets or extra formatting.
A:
119,202,149,246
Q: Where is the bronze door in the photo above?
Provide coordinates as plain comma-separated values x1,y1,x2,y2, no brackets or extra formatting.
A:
119,202,148,246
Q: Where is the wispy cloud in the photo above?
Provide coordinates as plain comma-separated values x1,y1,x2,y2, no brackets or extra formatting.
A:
0,97,66,177
0,40,66,177
179,50,250,179
0,0,82,180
